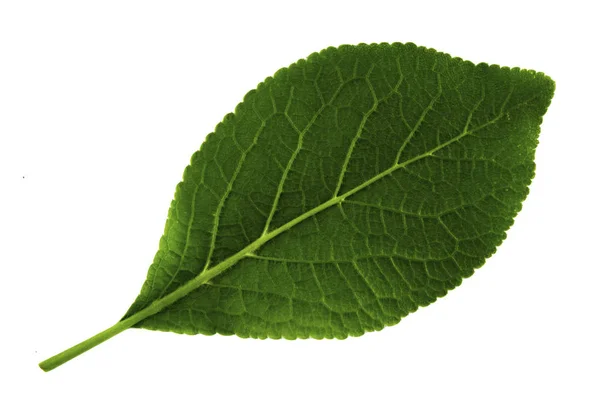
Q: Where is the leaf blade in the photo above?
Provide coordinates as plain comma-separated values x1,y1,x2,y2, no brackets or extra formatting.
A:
125,42,555,339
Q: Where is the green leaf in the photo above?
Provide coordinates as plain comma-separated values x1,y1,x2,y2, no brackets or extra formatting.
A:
39,42,555,371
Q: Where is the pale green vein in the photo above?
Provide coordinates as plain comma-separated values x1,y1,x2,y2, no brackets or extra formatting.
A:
204,122,265,271
333,64,377,196
349,259,392,317
394,68,442,164
309,262,327,305
155,184,199,300
344,199,442,218
334,262,378,320
261,77,350,235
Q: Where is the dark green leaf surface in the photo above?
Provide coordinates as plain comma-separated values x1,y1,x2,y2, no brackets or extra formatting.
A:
122,43,554,339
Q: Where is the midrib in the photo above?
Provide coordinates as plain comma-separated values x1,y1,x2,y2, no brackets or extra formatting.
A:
133,127,472,325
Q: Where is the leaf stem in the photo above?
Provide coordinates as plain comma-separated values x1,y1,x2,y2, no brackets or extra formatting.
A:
38,243,249,372
38,317,135,372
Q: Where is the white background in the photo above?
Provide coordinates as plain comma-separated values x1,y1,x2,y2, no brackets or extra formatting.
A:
1,1,598,399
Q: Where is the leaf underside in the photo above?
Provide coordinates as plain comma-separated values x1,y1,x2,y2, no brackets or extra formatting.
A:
124,42,554,339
